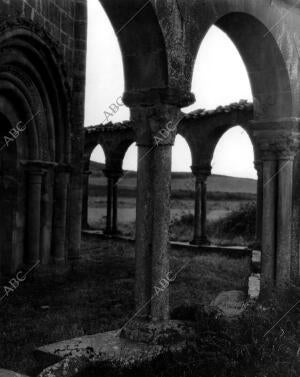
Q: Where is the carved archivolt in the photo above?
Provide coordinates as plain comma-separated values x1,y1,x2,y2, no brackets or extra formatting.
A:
0,17,71,100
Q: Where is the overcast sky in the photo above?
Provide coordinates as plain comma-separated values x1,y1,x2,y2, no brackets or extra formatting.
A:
85,0,257,179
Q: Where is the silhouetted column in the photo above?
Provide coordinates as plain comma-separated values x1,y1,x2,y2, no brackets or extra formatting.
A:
53,164,70,264
103,169,114,235
25,162,45,265
68,168,83,262
40,164,55,265
112,171,123,235
254,160,263,249
191,166,211,245
81,170,91,229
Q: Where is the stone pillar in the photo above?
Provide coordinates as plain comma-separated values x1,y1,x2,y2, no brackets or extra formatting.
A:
276,157,294,288
190,166,211,245
132,104,181,324
81,170,91,229
103,170,114,235
252,118,300,289
40,164,55,265
112,171,123,235
254,160,263,248
261,157,277,288
24,162,46,265
52,164,70,264
68,168,83,262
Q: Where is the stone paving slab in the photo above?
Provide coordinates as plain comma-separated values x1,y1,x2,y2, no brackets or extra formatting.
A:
36,330,188,376
0,369,29,377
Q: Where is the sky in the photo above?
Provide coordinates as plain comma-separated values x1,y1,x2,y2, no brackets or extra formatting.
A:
85,0,257,179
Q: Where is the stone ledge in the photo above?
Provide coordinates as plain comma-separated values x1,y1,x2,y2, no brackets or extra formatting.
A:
35,329,194,377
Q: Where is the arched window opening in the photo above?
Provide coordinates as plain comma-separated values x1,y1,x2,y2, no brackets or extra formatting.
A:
185,25,252,113
209,126,257,247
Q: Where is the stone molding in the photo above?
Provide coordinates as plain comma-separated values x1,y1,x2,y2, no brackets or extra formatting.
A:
0,17,71,99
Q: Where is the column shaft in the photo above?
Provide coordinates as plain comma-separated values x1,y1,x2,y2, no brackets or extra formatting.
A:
53,169,70,264
81,171,90,229
112,178,119,234
105,176,113,234
192,177,201,244
201,180,208,243
151,146,171,321
276,158,293,287
135,146,153,319
261,159,277,288
255,162,263,248
26,171,43,265
40,169,54,265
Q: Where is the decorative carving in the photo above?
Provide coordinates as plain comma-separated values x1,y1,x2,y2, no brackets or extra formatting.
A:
0,17,71,100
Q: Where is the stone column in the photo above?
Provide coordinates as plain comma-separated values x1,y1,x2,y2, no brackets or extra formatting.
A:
261,157,277,288
252,118,300,289
81,170,91,229
103,170,114,235
112,171,123,235
190,166,211,245
40,164,55,265
132,104,181,324
254,160,263,249
24,162,46,265
52,164,70,264
276,156,294,288
68,168,83,262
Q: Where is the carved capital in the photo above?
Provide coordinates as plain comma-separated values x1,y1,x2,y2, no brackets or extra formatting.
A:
191,164,212,181
103,169,124,180
131,104,182,146
251,118,300,160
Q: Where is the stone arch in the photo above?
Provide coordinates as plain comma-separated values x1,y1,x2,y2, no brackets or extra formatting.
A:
0,18,71,274
186,7,295,118
99,0,168,96
0,17,71,162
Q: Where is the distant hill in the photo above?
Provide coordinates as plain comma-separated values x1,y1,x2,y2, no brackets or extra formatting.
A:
89,160,257,200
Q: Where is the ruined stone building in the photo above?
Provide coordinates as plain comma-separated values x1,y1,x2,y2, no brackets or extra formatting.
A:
0,0,86,275
1,0,300,335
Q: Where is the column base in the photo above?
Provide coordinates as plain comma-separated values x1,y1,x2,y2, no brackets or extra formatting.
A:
190,237,211,246
119,319,195,345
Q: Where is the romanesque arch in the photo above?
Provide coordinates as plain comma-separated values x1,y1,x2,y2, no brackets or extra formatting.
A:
0,19,71,274
89,2,300,340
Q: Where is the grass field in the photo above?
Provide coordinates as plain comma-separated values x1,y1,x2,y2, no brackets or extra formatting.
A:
0,237,250,375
